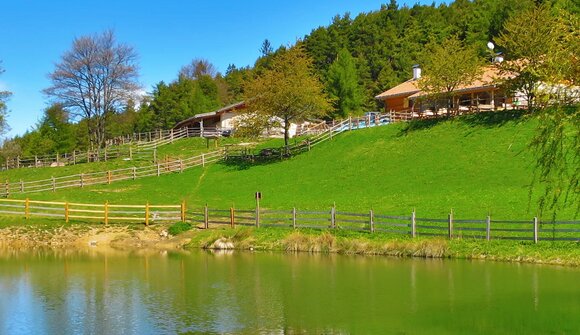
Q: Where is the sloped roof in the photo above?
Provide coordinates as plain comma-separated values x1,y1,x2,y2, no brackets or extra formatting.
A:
173,101,246,129
375,65,508,100
375,79,420,100
408,66,503,99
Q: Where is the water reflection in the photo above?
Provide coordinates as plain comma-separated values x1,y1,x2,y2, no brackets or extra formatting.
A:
0,249,579,334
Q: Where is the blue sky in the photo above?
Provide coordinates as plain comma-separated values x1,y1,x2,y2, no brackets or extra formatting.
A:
0,0,440,138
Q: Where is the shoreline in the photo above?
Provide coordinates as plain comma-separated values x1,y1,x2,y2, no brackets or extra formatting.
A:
2,224,580,266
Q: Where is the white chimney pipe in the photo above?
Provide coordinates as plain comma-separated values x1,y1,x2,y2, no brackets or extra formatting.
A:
412,65,421,80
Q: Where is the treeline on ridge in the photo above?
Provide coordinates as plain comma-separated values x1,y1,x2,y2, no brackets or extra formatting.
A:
2,0,577,160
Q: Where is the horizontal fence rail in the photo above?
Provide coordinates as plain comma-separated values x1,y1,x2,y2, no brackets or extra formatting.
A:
0,198,185,225
1,126,226,172
0,150,224,197
0,200,577,243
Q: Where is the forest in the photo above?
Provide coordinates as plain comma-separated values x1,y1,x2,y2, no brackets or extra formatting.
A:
1,0,577,159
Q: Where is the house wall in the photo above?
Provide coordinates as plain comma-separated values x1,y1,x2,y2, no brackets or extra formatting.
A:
383,96,411,112
219,112,237,129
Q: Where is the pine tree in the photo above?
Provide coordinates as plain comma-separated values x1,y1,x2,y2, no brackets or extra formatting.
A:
326,49,364,118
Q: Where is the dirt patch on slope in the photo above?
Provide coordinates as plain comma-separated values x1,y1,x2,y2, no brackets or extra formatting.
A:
0,225,192,251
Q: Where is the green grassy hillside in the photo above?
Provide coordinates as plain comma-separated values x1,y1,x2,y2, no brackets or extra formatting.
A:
9,111,573,220
0,137,243,182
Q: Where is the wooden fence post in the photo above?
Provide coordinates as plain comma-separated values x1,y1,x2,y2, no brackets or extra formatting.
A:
486,215,491,241
25,198,30,220
202,154,205,167
411,210,416,238
349,116,352,131
204,204,209,229
16,156,20,169
157,164,161,176
230,207,235,228
170,129,174,143
64,202,69,223
181,201,186,222
179,159,183,173
20,180,24,193
145,202,150,226
52,176,56,192
331,205,336,229
129,146,133,160
72,150,76,165
107,171,112,184
153,148,157,162
104,148,107,161
132,167,137,180
448,209,454,239
292,207,297,229
255,202,260,228
80,173,84,188
369,209,375,233
104,201,109,225
533,217,538,244
4,180,9,198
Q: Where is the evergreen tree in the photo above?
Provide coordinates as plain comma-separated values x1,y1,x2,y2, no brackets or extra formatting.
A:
326,48,364,118
260,39,273,56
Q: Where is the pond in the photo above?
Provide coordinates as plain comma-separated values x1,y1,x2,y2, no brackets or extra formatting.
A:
0,249,578,334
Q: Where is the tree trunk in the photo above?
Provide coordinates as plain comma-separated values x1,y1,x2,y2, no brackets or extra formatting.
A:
284,116,290,153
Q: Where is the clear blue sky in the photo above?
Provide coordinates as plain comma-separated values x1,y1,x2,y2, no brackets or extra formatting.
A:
0,0,441,138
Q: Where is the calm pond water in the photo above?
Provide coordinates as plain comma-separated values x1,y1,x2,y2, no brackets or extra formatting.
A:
0,249,579,334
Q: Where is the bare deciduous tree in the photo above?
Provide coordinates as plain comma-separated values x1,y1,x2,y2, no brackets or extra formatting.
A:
178,58,216,79
44,30,140,147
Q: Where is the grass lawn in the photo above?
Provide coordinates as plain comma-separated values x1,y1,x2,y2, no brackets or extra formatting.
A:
0,136,246,183
6,110,574,221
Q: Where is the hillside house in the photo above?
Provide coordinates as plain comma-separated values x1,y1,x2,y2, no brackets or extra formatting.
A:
375,65,526,120
173,101,246,133
173,101,310,138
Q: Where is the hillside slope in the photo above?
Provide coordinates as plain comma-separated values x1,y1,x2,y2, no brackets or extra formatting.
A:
13,111,572,220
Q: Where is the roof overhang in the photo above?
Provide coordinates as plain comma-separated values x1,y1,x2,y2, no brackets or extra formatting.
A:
173,101,246,129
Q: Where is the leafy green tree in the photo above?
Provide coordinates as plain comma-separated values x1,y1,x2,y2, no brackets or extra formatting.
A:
0,62,11,135
107,99,139,138
494,4,571,112
244,45,332,147
495,5,580,216
326,48,364,118
418,35,483,114
37,104,76,154
143,74,221,130
224,64,251,103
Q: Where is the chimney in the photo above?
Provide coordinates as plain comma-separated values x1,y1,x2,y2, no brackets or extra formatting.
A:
412,64,421,80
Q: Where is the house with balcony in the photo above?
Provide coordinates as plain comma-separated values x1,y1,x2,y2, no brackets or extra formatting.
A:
375,64,526,121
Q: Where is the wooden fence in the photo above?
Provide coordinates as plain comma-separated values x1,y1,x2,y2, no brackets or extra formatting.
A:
225,113,391,161
0,150,224,197
1,199,578,243
1,126,226,171
194,206,579,243
0,198,184,225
